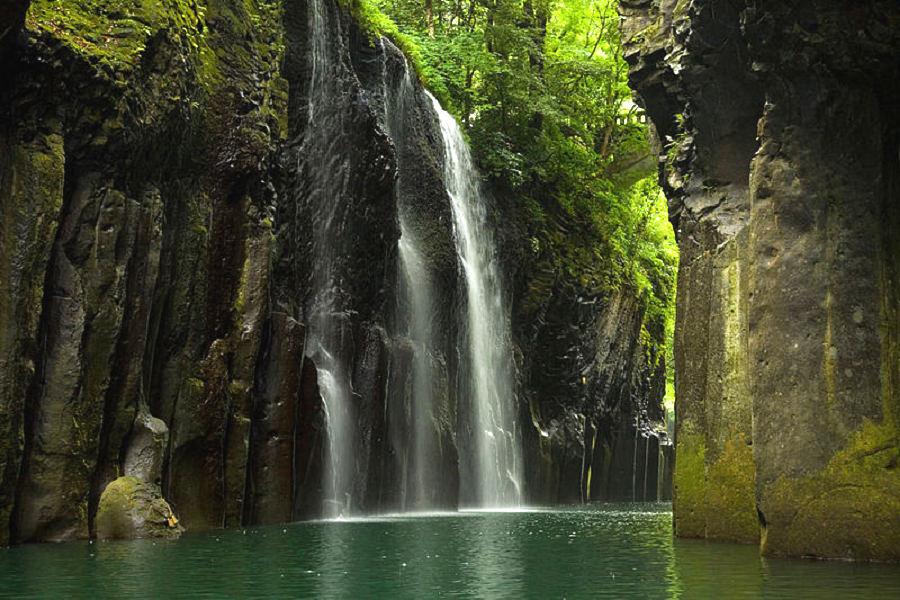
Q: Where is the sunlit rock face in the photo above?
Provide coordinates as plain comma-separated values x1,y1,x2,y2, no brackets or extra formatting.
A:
0,0,669,544
620,0,900,560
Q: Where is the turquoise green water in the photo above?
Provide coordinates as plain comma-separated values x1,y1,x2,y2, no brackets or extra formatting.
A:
1,504,898,598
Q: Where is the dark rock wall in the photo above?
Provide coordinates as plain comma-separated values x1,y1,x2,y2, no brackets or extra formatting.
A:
621,0,900,560
0,0,667,544
510,275,668,505
497,179,670,506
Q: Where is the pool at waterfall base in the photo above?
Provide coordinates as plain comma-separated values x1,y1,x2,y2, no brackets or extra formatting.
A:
1,504,898,598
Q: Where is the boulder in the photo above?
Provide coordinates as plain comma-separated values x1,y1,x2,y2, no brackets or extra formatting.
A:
95,476,183,541
123,413,168,484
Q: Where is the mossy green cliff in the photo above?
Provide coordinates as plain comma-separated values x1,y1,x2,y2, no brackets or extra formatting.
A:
1,0,287,543
620,0,900,561
0,0,671,543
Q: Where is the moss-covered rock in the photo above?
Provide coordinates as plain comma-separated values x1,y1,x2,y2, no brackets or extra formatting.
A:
760,420,900,561
621,0,900,561
26,0,211,83
95,476,183,540
0,129,66,545
674,429,757,543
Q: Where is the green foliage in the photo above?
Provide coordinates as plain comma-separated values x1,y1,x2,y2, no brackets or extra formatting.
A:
26,0,210,83
338,0,448,100
375,0,641,182
375,0,678,375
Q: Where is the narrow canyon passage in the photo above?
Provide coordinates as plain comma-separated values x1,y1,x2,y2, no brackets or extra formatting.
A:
0,0,897,596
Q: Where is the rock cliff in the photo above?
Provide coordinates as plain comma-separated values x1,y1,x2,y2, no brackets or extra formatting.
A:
620,0,900,560
0,0,668,543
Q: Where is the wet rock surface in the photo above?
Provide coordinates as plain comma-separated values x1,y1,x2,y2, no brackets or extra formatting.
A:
620,0,900,560
0,0,668,543
124,413,169,485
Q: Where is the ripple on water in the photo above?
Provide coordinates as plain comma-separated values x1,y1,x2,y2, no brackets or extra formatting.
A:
0,504,898,599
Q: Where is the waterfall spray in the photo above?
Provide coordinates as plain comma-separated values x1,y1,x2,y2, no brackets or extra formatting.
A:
303,0,355,517
383,60,441,509
427,93,523,507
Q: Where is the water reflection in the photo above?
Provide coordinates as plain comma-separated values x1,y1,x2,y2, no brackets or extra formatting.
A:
762,549,900,597
315,520,350,597
670,538,764,598
1,505,898,599
462,511,525,597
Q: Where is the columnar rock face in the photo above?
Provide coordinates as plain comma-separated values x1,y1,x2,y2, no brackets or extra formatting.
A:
620,0,900,560
0,0,667,544
509,276,669,504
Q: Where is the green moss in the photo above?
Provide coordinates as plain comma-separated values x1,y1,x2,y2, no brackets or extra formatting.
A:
674,430,707,537
186,376,205,394
761,419,900,561
26,0,210,83
96,476,181,539
107,475,141,501
675,430,759,543
705,436,758,542
95,475,142,535
233,255,251,315
673,0,692,18
23,0,283,99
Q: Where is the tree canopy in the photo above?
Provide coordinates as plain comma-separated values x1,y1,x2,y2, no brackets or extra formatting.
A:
354,0,677,400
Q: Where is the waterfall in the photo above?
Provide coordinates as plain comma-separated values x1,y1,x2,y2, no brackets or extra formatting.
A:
631,427,638,501
383,61,440,509
302,0,355,517
427,93,523,507
300,0,522,511
398,231,438,509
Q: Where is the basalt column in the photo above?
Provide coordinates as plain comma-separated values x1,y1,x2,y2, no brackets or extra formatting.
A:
620,0,900,560
620,0,761,544
744,1,900,561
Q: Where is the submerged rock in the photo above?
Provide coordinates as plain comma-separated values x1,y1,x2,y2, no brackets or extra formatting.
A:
95,477,183,541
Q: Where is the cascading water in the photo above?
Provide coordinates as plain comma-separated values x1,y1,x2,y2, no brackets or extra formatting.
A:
384,60,440,510
302,0,355,517
397,231,438,508
300,0,521,512
427,93,523,507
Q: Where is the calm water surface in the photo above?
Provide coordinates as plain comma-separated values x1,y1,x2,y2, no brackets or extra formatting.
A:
1,503,898,598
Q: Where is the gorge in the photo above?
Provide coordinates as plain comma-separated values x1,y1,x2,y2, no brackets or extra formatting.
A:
0,0,898,595
0,0,671,545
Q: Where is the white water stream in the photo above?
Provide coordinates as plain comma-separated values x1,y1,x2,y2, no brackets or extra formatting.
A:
303,0,354,517
303,0,522,512
384,62,441,509
428,93,523,507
